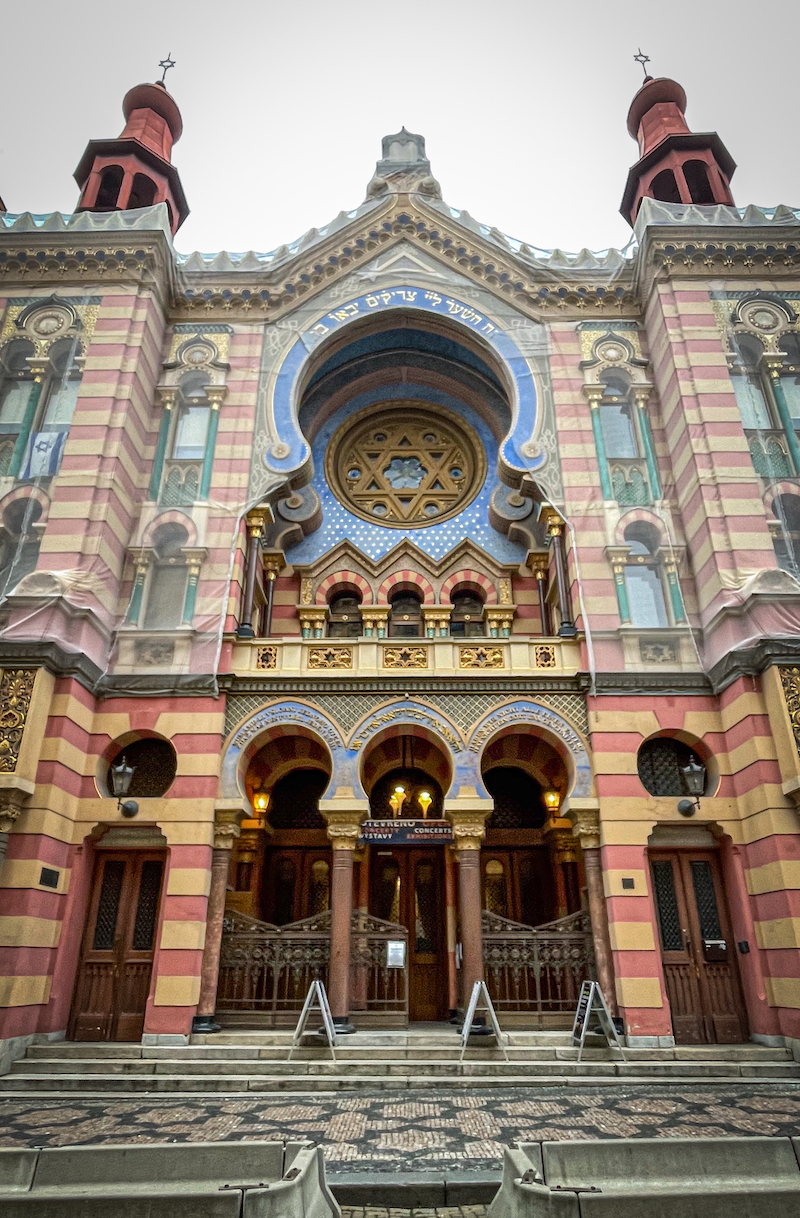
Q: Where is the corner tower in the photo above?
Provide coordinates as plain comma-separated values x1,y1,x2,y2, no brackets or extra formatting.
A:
73,79,189,234
620,74,735,225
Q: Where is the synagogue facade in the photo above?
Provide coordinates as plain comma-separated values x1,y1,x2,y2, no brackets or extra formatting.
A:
1,71,800,1063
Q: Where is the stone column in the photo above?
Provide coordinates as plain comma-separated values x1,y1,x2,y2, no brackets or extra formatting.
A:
543,511,577,638
533,562,552,636
262,555,283,636
237,512,266,639
351,846,370,1011
321,806,367,1032
568,802,618,1018
447,802,492,1018
444,845,459,1016
192,801,246,1034
544,821,574,919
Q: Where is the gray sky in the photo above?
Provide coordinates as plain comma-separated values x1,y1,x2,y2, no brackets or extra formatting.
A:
3,1,799,258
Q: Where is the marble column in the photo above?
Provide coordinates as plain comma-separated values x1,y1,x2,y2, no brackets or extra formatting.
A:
351,846,370,1011
569,803,618,1018
193,802,246,1033
322,808,366,1032
444,846,459,1016
544,822,579,919
447,804,491,1017
237,512,267,639
543,511,577,638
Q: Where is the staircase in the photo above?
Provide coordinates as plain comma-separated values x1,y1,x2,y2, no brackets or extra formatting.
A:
2,1028,798,1095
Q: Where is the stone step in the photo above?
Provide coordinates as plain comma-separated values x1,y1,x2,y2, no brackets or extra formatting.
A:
3,1061,800,1094
8,1058,800,1085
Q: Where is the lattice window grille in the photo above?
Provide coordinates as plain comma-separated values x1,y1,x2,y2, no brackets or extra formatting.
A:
690,860,722,941
651,860,683,952
92,860,125,951
132,861,163,951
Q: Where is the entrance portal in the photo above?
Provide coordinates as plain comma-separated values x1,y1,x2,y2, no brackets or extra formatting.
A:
371,847,446,1021
69,850,165,1041
650,848,747,1044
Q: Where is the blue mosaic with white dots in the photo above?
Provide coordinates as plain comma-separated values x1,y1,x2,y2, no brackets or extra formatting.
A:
284,382,527,565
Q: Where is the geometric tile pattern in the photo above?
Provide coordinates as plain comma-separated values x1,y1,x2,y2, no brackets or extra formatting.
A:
2,1085,800,1174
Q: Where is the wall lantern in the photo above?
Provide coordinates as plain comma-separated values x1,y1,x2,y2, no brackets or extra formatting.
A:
253,792,268,813
109,755,139,818
418,790,432,819
678,758,706,817
543,788,561,814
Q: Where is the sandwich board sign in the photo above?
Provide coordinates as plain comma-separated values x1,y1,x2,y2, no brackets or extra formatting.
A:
459,980,509,1064
570,979,626,1061
288,979,337,1062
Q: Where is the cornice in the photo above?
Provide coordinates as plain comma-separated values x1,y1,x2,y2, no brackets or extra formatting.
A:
0,641,103,691
707,636,800,694
0,227,177,311
218,674,592,696
171,196,638,324
635,221,800,303
593,671,713,695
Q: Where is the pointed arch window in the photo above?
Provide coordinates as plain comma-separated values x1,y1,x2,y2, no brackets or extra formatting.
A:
623,523,670,628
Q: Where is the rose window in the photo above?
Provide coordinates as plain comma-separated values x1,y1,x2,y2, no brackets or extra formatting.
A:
326,404,485,527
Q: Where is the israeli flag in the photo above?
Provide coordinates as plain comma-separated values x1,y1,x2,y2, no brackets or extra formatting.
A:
21,431,67,480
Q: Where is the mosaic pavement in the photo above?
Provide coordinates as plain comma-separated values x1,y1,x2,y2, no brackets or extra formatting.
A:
2,1085,800,1173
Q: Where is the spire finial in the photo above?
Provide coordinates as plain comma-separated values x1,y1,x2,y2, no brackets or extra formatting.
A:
633,48,651,80
158,53,176,85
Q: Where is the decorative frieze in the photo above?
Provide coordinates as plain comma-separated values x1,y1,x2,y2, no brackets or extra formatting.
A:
0,669,36,773
535,645,557,668
460,646,504,669
256,645,278,669
308,646,353,670
383,645,428,669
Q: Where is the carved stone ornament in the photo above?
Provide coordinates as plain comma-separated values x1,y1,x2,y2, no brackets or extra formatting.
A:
0,794,25,834
460,646,504,669
324,813,363,851
534,645,557,668
780,667,800,761
451,820,487,850
383,645,428,669
134,640,175,666
300,578,313,606
568,806,601,851
213,804,246,851
256,645,278,670
640,639,677,664
0,669,36,773
308,646,353,670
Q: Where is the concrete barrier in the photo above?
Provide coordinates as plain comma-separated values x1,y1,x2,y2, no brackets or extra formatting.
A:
0,1139,341,1218
488,1136,800,1218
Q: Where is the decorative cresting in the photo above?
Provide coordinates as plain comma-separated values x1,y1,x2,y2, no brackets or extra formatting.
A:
0,669,35,773
325,403,486,527
261,284,544,483
780,667,800,760
481,908,596,1021
467,699,592,799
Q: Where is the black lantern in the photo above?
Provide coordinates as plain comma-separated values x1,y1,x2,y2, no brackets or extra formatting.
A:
677,757,706,817
682,759,706,797
109,755,138,817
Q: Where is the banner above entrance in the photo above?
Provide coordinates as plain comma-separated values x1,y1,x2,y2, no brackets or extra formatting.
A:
359,818,453,844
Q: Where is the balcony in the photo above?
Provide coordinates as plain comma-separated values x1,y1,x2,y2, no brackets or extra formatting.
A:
228,635,583,678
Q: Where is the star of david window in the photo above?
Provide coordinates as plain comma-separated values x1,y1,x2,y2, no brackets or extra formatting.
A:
326,404,486,527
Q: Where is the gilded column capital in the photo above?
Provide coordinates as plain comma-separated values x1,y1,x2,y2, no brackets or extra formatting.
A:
205,384,228,410
582,384,604,408
212,800,248,851
320,801,369,851
155,385,179,410
631,383,654,407
540,507,565,538
263,552,284,580
446,801,492,851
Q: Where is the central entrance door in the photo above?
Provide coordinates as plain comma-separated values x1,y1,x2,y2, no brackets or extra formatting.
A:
650,849,747,1044
371,847,446,1022
69,851,165,1042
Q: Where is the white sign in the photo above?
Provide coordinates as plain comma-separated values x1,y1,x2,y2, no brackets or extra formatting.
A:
386,940,406,968
459,980,509,1065
288,980,337,1062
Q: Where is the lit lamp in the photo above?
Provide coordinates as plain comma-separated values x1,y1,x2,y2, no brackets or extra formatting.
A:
389,785,407,819
678,758,706,817
543,788,561,815
418,790,432,819
253,792,268,814
109,755,138,818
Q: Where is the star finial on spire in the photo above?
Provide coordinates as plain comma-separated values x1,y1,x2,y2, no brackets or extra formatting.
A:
633,48,651,80
158,53,176,85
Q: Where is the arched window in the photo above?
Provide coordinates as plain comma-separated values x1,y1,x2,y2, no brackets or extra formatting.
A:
731,334,771,430
483,765,546,829
107,737,177,798
268,769,328,829
327,591,362,638
597,372,651,506
450,590,485,637
650,169,682,204
0,340,35,475
173,373,211,460
389,588,423,637
95,166,123,210
0,497,42,599
128,174,157,209
142,522,188,630
771,494,800,576
624,522,669,628
483,859,508,918
683,160,715,205
42,338,82,431
638,737,705,797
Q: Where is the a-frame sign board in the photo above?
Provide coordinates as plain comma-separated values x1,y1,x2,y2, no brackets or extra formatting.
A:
288,980,337,1062
570,980,627,1062
459,980,509,1065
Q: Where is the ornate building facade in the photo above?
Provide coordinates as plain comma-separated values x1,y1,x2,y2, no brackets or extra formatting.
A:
2,70,800,1063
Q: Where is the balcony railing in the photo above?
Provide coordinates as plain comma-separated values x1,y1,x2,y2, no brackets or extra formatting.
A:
230,635,582,677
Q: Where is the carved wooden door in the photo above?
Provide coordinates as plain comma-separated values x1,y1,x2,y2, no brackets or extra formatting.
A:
69,851,165,1041
371,848,446,1022
650,850,747,1044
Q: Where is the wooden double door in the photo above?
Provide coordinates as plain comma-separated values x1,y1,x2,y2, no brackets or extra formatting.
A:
69,851,165,1042
650,849,747,1044
371,847,447,1022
